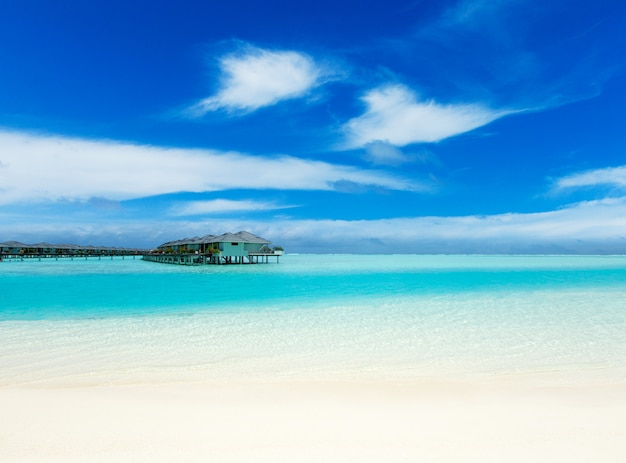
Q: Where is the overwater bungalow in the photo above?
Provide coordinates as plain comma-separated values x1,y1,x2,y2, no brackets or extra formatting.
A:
145,230,283,265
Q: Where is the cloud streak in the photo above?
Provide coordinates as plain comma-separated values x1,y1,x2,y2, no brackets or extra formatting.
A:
553,165,626,192
0,129,418,205
342,84,512,148
171,199,296,217
189,44,335,115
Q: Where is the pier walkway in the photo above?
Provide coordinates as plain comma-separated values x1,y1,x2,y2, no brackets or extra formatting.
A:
1,252,142,262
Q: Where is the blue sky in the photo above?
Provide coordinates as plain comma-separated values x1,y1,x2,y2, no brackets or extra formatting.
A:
1,0,626,253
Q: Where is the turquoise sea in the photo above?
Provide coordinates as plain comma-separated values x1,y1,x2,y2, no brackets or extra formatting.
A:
1,254,625,385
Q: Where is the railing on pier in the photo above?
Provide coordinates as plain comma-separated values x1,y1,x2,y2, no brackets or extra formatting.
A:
248,250,283,264
143,251,282,266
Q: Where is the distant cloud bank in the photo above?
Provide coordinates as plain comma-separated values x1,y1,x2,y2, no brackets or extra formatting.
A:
4,195,626,253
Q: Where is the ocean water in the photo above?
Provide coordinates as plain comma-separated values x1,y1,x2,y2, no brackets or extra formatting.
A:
1,254,625,385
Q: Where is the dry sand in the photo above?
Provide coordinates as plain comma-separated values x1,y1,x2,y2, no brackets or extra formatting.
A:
2,376,625,462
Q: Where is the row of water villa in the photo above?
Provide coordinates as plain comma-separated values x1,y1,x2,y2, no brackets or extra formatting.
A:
145,231,284,265
0,241,145,261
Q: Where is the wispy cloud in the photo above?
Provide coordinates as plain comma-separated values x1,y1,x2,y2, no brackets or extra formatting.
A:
438,0,522,31
342,84,512,148
188,44,336,115
0,129,418,205
553,165,626,192
363,141,413,166
171,199,296,217
415,0,617,112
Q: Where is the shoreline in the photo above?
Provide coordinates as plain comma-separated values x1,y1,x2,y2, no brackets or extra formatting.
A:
2,374,625,462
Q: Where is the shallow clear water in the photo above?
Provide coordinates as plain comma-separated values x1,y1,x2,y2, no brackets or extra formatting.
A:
1,255,625,384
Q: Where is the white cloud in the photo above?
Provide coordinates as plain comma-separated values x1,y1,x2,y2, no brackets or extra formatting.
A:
189,45,334,115
171,199,296,217
342,84,512,148
553,165,626,192
0,129,417,205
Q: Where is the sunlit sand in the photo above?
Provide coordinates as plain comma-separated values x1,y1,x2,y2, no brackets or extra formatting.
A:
2,374,625,462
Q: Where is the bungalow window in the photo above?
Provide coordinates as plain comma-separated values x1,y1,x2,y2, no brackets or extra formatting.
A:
231,242,239,246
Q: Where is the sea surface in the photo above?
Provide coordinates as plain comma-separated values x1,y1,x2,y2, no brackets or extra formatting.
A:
1,254,625,385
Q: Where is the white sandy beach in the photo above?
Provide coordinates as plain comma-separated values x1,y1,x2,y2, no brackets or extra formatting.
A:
2,376,625,463
2,256,626,461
